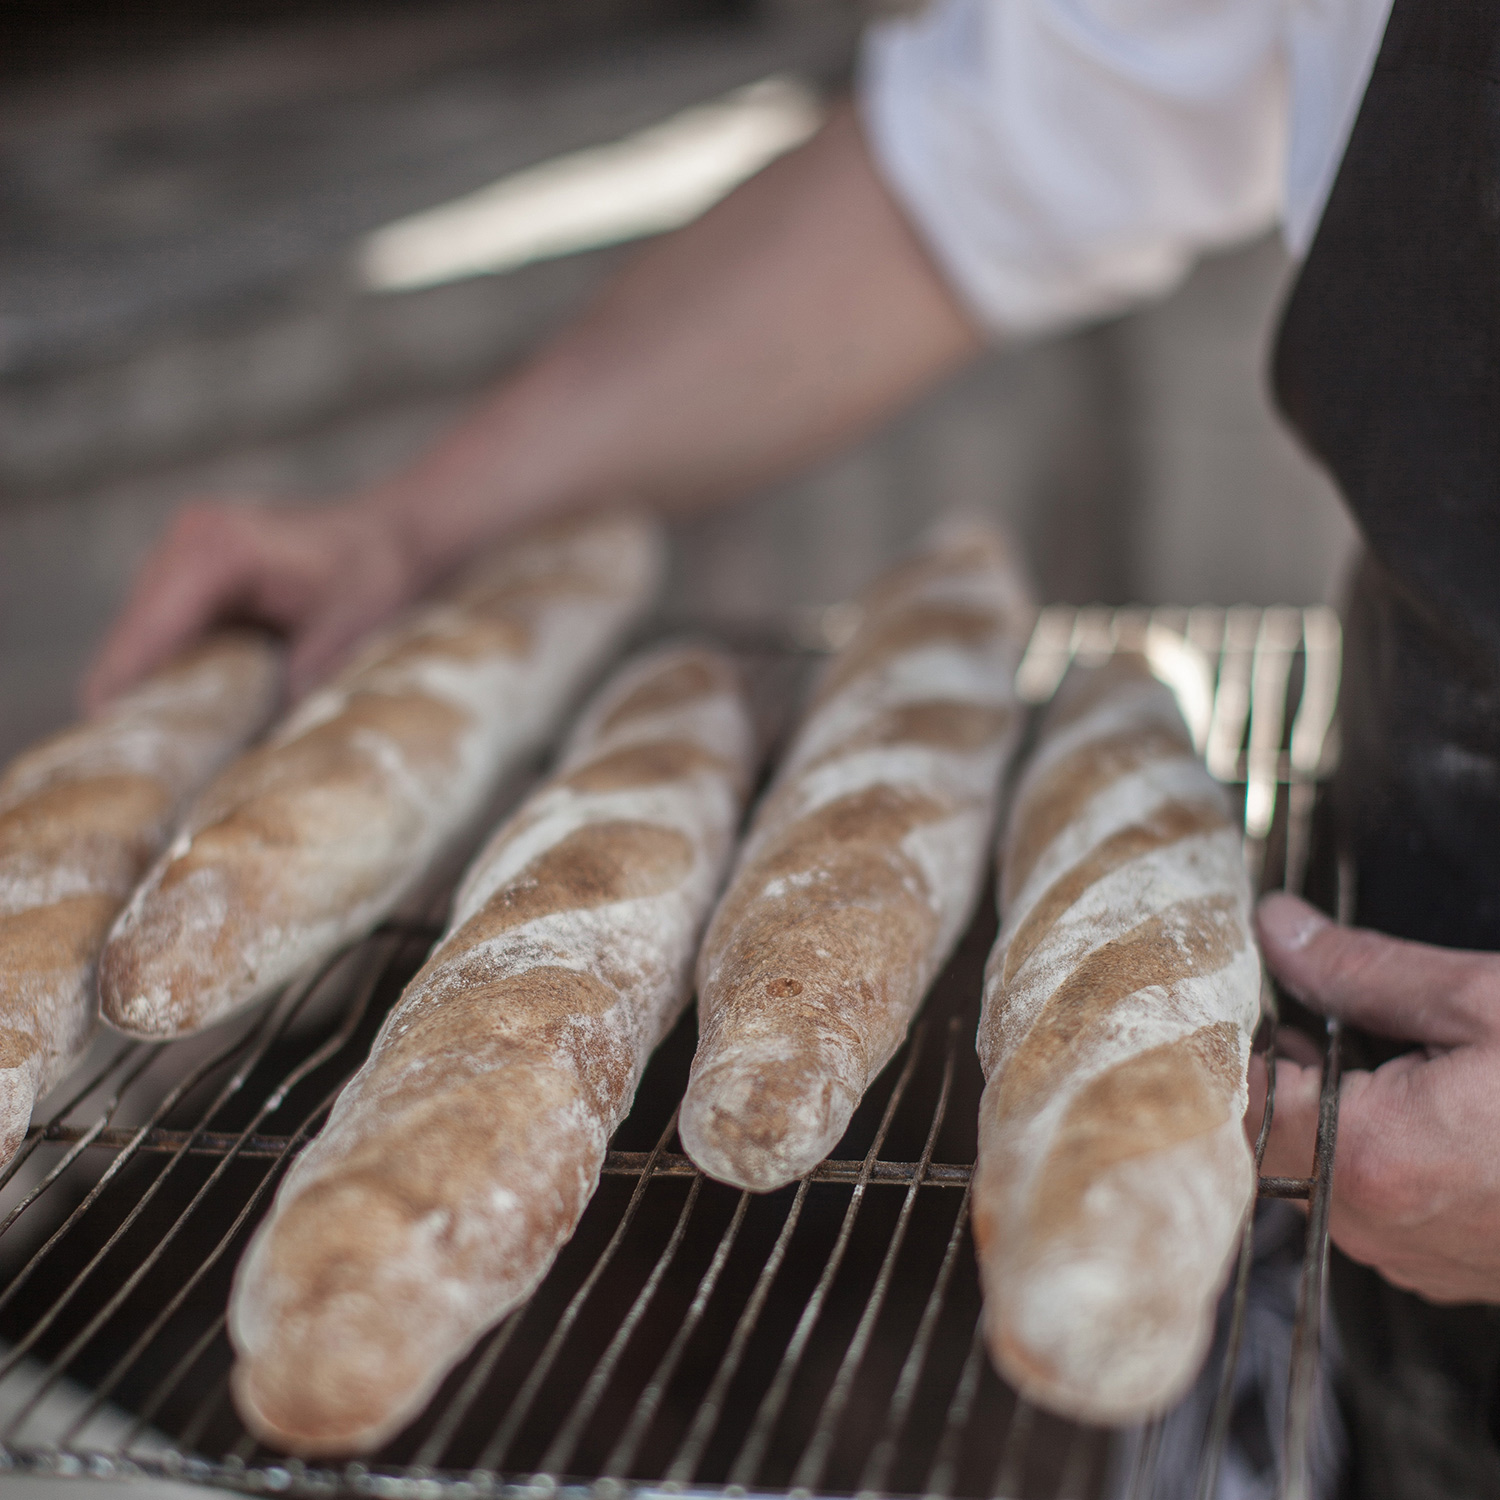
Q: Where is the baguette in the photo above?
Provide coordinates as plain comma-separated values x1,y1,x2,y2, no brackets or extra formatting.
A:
228,642,755,1456
0,633,282,1163
974,653,1260,1424
99,514,662,1038
680,518,1034,1192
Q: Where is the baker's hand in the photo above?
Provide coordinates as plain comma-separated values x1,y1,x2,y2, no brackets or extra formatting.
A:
1250,891,1500,1304
82,500,420,712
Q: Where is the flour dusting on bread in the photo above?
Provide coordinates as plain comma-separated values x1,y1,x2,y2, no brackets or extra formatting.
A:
99,515,662,1038
681,517,1035,1192
227,641,754,1457
0,632,282,1161
974,653,1260,1424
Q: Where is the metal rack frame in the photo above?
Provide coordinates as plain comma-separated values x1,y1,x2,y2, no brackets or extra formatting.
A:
0,605,1344,1500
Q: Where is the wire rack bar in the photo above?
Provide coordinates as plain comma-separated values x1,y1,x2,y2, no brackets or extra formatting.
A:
989,1397,1035,1498
725,1022,929,1487
791,1018,963,1493
1279,1017,1342,1500
1193,1018,1282,1500
598,1192,752,1481
23,1130,977,1185
475,1116,684,1476
538,1174,707,1478
3,938,401,1448
660,1170,814,1488
0,605,1344,1500
1276,858,1352,1500
923,1321,989,1500
855,1181,974,1498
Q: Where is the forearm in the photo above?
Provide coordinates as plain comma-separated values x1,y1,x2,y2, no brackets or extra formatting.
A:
83,103,983,707
370,103,985,586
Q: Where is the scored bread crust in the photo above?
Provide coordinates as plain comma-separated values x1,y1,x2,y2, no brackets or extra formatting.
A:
680,518,1035,1193
98,515,662,1039
974,654,1261,1424
227,642,756,1458
0,633,282,1163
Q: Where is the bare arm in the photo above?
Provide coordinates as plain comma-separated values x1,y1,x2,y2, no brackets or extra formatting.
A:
83,104,983,707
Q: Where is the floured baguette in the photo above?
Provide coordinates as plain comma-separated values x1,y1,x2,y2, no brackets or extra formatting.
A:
99,514,662,1039
0,633,282,1163
227,642,755,1456
974,653,1260,1424
680,518,1034,1192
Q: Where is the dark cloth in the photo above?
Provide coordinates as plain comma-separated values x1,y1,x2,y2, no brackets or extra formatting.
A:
1271,0,1500,1494
1274,0,1500,952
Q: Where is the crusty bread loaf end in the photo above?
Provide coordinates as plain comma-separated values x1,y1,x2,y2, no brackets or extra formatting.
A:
974,1049,1254,1423
0,631,282,1158
230,1051,603,1455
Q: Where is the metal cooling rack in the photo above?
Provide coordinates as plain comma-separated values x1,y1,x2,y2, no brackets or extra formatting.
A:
0,604,1343,1500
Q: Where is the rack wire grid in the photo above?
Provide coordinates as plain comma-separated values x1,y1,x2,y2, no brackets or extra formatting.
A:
0,602,1344,1500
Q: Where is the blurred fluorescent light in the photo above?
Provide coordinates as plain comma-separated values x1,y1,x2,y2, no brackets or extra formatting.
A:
360,75,824,293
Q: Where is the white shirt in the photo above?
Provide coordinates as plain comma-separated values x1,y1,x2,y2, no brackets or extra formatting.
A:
860,0,1392,336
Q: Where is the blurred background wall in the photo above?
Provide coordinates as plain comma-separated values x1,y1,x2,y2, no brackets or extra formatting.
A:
0,0,1356,765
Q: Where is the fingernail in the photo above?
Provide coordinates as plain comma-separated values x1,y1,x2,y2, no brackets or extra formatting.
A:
1257,893,1330,951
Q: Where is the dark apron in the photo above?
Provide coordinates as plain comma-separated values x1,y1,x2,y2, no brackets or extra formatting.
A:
1272,0,1500,1493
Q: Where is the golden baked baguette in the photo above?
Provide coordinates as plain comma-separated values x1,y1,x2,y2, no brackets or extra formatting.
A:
974,653,1260,1424
680,517,1034,1192
227,642,755,1456
0,633,282,1163
99,514,661,1038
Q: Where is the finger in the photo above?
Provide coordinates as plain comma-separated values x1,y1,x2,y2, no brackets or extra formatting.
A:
1243,1035,1317,1140
1315,1057,1454,1281
83,559,241,712
1330,1047,1478,1215
1250,1054,1323,1183
83,508,297,710
1290,1053,1500,1303
1257,892,1496,1048
1273,1025,1324,1068
1254,1047,1500,1303
1244,1050,1270,1149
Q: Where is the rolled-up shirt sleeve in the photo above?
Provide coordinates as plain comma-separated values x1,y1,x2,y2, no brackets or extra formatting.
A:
860,0,1286,337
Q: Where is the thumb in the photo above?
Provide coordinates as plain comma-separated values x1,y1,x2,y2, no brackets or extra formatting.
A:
1257,892,1494,1049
